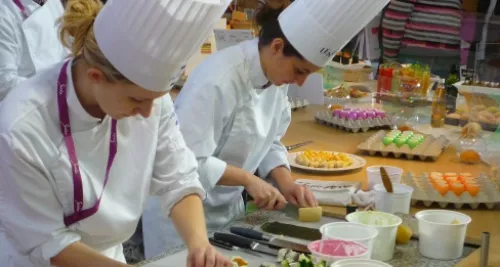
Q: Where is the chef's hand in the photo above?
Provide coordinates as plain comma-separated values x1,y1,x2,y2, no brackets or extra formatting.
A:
186,242,233,267
245,175,287,210
279,181,318,208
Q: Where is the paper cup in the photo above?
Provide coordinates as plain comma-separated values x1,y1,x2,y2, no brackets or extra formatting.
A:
415,210,471,260
346,211,402,262
374,183,414,214
366,166,403,190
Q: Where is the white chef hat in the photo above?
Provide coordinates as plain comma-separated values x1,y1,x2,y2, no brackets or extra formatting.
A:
278,0,389,67
94,0,230,92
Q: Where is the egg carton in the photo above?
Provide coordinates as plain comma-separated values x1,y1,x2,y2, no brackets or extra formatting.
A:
357,130,448,161
289,97,309,111
403,172,500,209
314,111,392,133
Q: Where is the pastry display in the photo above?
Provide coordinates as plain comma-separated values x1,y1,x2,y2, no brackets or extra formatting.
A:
382,130,424,149
324,84,369,99
315,109,392,133
358,130,447,161
403,172,500,209
332,108,386,121
427,172,479,197
460,122,483,138
295,150,353,169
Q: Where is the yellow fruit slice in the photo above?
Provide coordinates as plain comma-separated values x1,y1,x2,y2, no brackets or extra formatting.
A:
396,224,413,244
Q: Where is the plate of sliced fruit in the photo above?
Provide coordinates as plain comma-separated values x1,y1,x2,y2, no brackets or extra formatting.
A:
288,150,366,172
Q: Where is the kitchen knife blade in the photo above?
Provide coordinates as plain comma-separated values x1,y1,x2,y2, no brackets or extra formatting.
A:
213,232,280,257
208,237,264,258
286,141,313,151
230,227,310,253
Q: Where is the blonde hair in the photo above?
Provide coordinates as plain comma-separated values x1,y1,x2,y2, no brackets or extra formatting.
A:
58,0,128,82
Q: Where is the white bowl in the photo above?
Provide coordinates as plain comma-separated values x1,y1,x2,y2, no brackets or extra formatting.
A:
366,165,403,190
346,211,402,261
374,183,414,214
331,259,393,267
415,210,472,260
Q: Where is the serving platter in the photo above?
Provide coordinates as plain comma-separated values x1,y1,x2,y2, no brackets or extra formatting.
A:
287,151,366,172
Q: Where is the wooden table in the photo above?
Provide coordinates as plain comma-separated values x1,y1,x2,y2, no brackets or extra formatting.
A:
283,105,500,267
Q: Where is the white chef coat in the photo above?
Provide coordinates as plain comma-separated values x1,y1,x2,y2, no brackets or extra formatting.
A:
0,60,205,267
0,0,68,100
142,38,291,259
177,38,291,226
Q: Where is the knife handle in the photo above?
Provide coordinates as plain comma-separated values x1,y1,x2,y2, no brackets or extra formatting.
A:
230,227,266,241
213,232,254,249
209,237,234,251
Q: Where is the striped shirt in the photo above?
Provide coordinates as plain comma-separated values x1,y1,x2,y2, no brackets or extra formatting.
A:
381,0,462,62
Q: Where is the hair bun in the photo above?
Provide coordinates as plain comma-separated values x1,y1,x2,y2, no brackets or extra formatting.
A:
59,0,103,55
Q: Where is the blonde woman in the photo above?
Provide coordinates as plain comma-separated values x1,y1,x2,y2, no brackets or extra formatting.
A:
0,0,232,267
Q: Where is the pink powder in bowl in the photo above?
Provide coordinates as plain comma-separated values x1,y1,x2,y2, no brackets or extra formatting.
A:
309,239,368,257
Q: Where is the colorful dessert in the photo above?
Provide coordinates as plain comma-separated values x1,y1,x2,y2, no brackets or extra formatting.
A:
332,108,386,121
428,172,481,197
382,130,424,148
295,150,353,169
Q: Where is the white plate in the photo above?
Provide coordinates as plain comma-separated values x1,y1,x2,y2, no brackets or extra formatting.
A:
288,151,366,172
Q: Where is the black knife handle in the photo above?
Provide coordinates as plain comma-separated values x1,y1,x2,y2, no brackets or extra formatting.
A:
209,237,234,251
213,232,254,249
230,227,266,241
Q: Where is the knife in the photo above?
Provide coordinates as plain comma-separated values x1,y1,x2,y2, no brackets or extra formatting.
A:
229,227,310,253
286,141,313,151
213,232,280,257
209,237,264,258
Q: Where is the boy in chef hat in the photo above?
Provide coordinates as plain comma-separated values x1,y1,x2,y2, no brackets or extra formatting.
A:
170,0,390,235
0,0,233,266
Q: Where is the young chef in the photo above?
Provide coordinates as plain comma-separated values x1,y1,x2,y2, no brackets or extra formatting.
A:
0,0,69,100
0,0,233,266
143,0,390,256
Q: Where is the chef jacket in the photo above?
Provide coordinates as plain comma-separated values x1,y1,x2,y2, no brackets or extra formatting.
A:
0,0,68,100
0,60,205,266
175,38,291,228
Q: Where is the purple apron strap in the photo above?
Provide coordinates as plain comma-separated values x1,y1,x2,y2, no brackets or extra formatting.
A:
57,60,118,227
12,0,28,18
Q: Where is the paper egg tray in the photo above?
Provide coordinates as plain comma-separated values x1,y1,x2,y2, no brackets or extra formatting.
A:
356,130,448,161
403,172,500,209
314,111,392,133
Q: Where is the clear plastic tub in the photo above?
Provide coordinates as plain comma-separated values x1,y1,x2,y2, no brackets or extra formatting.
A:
345,211,402,261
319,222,378,259
374,183,414,214
366,165,403,190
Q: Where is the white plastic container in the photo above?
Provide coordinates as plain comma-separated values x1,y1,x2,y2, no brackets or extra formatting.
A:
374,183,414,214
415,210,472,260
346,211,402,262
331,259,393,267
319,222,378,259
366,165,403,190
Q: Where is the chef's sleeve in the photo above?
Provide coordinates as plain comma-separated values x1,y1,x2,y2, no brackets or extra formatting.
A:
0,134,81,266
151,94,206,216
174,78,238,192
0,8,27,100
258,98,292,178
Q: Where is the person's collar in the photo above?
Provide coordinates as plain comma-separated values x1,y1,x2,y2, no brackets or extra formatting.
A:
66,59,103,124
243,38,272,89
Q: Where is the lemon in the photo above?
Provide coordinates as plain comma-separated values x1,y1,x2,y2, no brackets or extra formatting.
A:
396,224,413,245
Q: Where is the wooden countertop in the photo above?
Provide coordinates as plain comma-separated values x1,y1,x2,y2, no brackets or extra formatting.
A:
283,105,500,267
